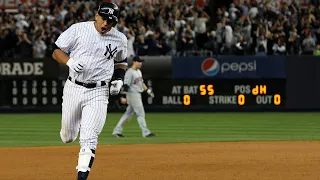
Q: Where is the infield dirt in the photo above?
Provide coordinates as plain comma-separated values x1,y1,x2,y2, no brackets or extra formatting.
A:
2,141,320,180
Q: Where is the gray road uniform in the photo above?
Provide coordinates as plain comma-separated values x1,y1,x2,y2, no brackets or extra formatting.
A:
112,68,152,137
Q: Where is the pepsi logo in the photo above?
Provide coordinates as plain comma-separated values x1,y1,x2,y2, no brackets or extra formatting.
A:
201,58,220,76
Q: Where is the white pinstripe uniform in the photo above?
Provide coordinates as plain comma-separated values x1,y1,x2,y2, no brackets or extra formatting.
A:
112,68,152,137
55,21,127,150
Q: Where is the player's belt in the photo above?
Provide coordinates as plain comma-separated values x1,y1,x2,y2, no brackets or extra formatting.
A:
68,76,106,88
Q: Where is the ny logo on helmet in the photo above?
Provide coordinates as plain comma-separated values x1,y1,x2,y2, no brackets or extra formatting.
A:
100,7,114,15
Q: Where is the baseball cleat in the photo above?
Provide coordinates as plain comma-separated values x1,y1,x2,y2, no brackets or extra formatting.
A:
77,171,89,180
113,133,125,138
146,133,156,137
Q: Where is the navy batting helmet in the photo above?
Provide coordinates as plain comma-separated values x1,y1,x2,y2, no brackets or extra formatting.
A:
98,2,120,24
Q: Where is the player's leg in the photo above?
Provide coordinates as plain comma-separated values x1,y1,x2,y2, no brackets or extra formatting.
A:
129,93,152,137
60,80,82,143
76,88,108,180
132,104,153,137
112,105,135,136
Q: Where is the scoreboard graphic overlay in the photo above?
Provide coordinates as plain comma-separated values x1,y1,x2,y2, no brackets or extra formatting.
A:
145,79,286,110
0,78,286,111
1,79,65,107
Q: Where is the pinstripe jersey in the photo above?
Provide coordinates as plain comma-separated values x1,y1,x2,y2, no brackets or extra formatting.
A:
124,68,144,93
55,21,128,83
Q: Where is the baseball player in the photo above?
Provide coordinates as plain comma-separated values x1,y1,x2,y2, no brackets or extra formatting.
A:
52,3,127,180
112,56,156,138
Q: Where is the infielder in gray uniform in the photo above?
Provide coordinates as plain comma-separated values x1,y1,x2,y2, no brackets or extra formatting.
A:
52,2,127,180
112,56,156,138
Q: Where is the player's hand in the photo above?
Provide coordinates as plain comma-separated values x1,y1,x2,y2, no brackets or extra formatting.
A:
146,89,155,98
120,97,127,104
110,79,123,96
66,58,84,73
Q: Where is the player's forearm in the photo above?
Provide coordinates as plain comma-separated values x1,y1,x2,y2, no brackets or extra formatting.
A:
52,49,70,64
143,83,154,97
142,83,148,91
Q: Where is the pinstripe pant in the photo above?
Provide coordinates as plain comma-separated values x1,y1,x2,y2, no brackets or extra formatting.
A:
60,79,109,150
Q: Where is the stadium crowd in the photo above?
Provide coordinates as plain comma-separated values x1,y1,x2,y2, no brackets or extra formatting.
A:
1,0,320,59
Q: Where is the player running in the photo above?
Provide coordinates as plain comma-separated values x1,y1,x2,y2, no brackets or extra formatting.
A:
52,2,127,180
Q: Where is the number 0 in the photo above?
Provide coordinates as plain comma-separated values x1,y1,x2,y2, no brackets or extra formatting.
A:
238,94,245,105
274,94,281,105
183,95,190,106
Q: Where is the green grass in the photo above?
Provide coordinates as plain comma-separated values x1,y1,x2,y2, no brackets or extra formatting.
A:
0,113,320,147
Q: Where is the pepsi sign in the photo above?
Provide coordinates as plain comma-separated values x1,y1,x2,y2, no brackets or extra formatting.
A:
172,56,285,79
219,61,256,73
201,58,257,77
201,58,220,76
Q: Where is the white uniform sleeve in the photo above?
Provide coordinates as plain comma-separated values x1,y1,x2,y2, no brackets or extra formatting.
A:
114,37,128,65
55,24,77,53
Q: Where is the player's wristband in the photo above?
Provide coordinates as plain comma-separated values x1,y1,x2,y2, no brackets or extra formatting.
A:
114,68,125,81
66,57,74,67
123,84,129,92
119,93,126,98
146,89,152,94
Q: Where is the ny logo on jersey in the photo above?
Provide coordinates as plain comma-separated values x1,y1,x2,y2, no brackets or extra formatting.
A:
104,44,117,60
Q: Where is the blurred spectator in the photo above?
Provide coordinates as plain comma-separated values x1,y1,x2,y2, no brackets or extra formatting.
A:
2,0,320,58
146,32,160,55
165,25,177,55
215,23,224,54
266,31,275,55
33,36,47,58
229,3,240,23
272,38,286,55
136,35,148,56
233,35,248,55
16,31,33,58
314,45,320,56
248,2,258,19
223,22,234,53
287,28,300,55
204,31,217,54
194,10,209,49
256,35,267,54
302,33,316,55
181,30,195,55
46,35,58,57
256,44,267,56
126,28,136,58
233,26,242,44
